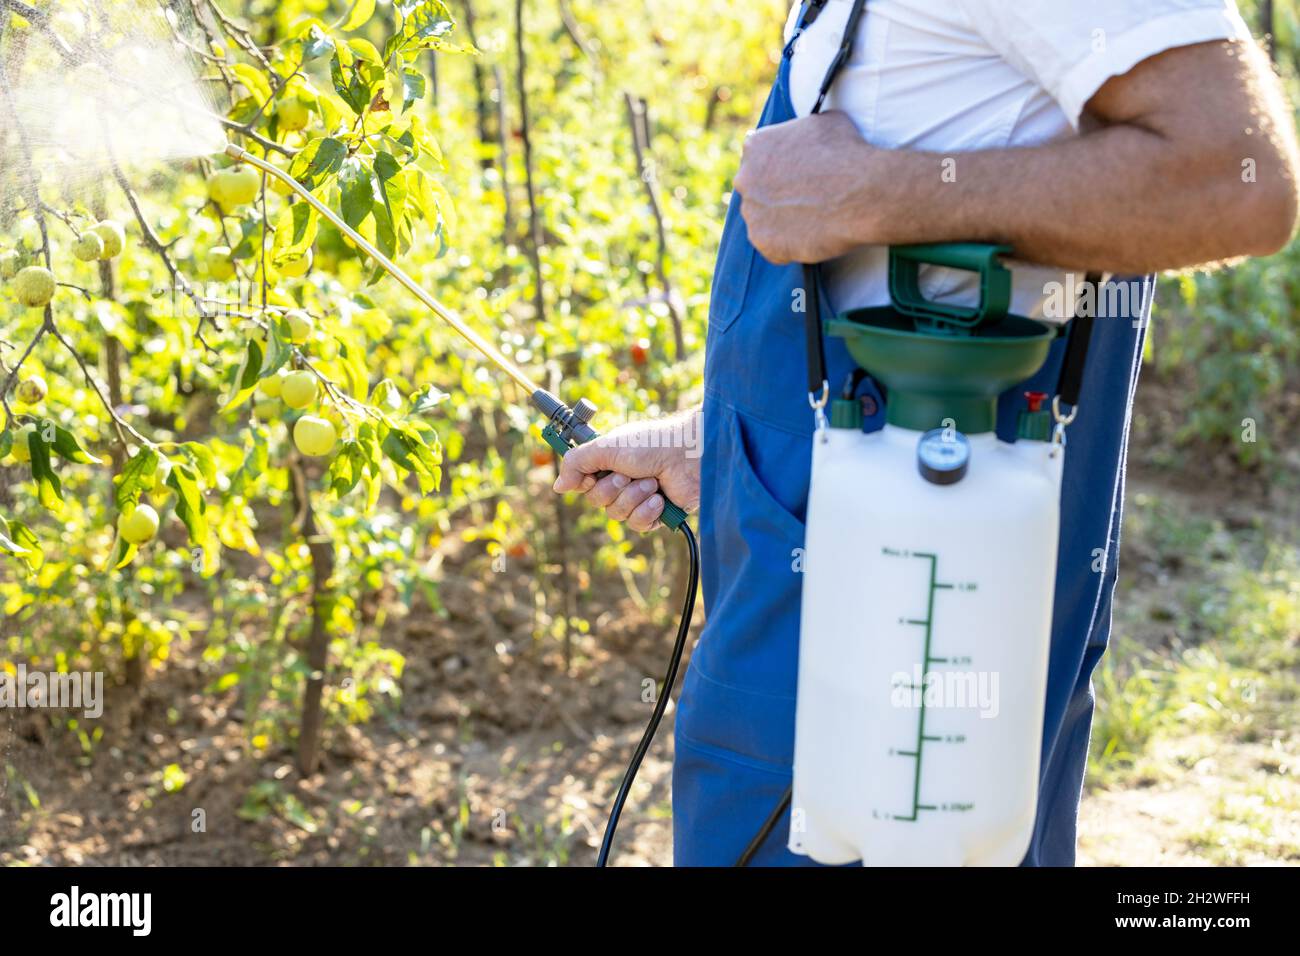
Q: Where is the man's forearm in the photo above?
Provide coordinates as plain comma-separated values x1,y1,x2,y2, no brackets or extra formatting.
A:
856,123,1290,274
844,41,1299,274
737,41,1299,273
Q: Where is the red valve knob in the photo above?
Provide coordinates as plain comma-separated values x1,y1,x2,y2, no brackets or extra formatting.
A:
1024,391,1048,413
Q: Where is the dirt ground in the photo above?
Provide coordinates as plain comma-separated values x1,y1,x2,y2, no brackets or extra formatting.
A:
2,385,1296,867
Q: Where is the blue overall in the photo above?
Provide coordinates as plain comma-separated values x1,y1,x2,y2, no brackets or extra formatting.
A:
672,52,1152,866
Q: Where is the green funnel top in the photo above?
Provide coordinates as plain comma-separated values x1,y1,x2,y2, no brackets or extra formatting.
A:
829,244,1055,434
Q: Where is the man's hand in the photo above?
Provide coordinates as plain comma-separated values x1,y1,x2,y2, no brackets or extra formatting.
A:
734,111,885,265
551,410,702,533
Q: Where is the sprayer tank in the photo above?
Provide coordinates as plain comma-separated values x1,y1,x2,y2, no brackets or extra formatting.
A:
790,424,1062,866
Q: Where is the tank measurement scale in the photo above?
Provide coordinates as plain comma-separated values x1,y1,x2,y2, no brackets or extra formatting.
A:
882,546,977,822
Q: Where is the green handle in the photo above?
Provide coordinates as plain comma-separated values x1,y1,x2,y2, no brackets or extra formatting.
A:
541,425,689,531
888,242,1013,331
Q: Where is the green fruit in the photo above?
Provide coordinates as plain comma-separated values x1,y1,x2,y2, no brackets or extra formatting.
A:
293,415,337,457
208,245,235,281
91,220,126,259
285,309,312,343
73,232,105,262
9,423,36,464
0,250,20,279
118,504,160,545
278,249,312,278
259,371,285,398
280,370,317,409
14,266,55,308
14,375,46,405
277,97,311,133
209,167,261,208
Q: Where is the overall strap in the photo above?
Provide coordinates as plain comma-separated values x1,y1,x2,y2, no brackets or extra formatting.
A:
801,0,869,417
1056,272,1105,411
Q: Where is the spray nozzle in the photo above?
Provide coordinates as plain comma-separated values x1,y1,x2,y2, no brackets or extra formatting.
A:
532,390,599,450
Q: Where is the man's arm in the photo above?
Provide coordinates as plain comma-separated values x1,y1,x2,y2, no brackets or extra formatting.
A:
735,40,1300,273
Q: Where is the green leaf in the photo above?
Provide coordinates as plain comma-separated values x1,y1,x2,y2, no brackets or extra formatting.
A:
408,383,449,416
399,68,426,112
370,379,403,411
166,464,208,546
339,0,376,32
339,158,376,229
381,424,442,494
349,37,383,64
222,339,264,413
409,3,454,44
289,137,347,191
28,428,62,511
0,514,30,556
0,428,11,460
231,63,272,106
50,425,101,465
180,442,218,485
328,440,368,497
271,203,319,266
5,520,43,569
261,320,292,378
117,449,160,509
329,55,371,115
298,23,336,61
112,536,138,570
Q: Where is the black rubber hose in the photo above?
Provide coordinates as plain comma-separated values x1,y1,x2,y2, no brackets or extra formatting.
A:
734,784,793,866
596,522,700,867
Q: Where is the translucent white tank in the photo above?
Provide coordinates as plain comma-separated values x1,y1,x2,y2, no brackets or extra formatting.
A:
790,424,1063,866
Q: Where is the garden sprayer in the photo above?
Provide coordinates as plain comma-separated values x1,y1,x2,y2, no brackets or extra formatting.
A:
789,243,1080,866
223,144,694,868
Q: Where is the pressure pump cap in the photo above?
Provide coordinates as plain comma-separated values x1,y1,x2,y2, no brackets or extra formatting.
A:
917,427,970,485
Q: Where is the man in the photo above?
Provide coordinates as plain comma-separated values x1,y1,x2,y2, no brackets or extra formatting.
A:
553,0,1298,865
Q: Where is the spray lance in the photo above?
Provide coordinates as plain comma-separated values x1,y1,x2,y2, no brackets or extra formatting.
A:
224,144,696,867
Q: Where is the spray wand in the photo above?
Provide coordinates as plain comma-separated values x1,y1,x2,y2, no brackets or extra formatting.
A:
224,144,696,866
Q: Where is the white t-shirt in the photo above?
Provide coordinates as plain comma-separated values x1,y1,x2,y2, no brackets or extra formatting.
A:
783,0,1253,321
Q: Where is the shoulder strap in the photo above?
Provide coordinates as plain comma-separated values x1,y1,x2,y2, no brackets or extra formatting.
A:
1056,271,1104,410
803,0,869,412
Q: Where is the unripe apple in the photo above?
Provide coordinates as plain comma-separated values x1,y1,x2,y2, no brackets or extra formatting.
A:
9,423,36,463
0,250,19,280
259,370,286,398
285,309,312,343
293,415,337,457
280,370,317,409
277,97,311,133
278,249,312,278
73,232,105,262
208,245,236,281
14,375,46,405
14,266,55,308
118,503,160,545
209,166,261,209
91,220,126,259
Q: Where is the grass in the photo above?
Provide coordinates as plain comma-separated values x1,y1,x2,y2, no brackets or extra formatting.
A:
1085,488,1299,862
